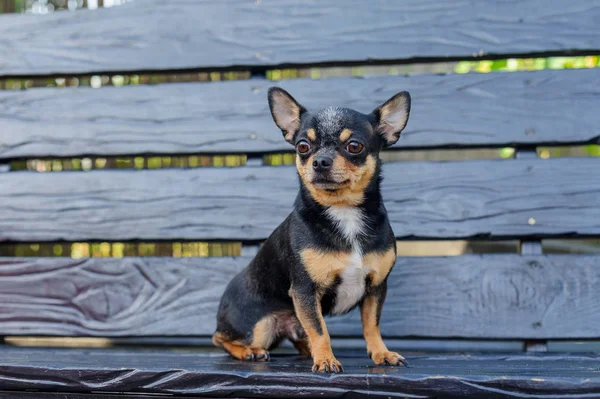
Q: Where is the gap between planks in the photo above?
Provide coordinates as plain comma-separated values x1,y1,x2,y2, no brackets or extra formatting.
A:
2,49,600,80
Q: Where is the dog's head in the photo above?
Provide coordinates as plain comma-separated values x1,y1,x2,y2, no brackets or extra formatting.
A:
268,87,411,207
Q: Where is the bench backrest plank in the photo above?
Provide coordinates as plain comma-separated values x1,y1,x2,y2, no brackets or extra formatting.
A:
1,157,599,242
1,255,598,339
1,0,598,76
1,69,599,160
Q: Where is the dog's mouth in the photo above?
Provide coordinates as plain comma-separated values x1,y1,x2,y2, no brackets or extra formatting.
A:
311,178,350,191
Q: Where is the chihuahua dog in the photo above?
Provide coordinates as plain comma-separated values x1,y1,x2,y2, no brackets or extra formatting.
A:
213,86,411,373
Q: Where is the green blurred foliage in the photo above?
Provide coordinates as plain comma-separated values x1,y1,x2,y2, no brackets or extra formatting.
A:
11,155,248,172
267,56,600,81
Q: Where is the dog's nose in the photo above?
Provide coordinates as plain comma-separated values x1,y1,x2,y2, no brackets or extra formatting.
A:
312,156,333,171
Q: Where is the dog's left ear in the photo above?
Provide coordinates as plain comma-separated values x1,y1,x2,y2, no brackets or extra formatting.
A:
268,87,307,144
371,91,411,147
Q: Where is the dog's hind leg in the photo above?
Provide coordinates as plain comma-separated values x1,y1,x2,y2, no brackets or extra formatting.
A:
221,340,271,361
213,314,279,362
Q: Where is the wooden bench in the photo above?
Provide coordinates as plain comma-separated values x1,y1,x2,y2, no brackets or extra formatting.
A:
1,1,600,398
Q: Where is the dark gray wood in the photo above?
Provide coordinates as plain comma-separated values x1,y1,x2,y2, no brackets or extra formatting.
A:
0,257,244,337
1,69,599,159
333,255,600,339
1,255,599,339
0,347,599,399
109,337,524,352
0,393,203,399
1,0,599,76
1,157,599,242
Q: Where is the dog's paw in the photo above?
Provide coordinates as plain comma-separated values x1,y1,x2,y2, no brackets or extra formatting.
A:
312,356,343,373
371,351,408,367
241,348,271,362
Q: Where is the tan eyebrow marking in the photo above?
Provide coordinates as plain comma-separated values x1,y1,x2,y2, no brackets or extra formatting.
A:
339,128,352,142
306,128,317,141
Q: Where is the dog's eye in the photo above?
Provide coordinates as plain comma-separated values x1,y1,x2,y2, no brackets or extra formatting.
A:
346,141,364,154
296,140,311,154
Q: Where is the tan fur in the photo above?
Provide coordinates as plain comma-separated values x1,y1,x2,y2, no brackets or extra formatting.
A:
290,288,341,372
212,331,227,347
306,128,317,142
221,341,270,361
270,90,302,142
377,93,410,144
301,246,395,288
251,315,277,349
363,247,396,287
339,128,352,142
292,337,311,357
300,248,351,286
284,130,296,142
213,333,263,360
214,311,301,360
361,295,387,355
361,295,405,366
296,154,377,207
296,153,315,188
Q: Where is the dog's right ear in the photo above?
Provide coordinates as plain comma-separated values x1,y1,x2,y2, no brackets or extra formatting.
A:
268,87,306,144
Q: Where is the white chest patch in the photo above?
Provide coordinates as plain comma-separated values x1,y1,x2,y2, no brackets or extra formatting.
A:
325,206,366,244
326,206,368,315
331,250,367,314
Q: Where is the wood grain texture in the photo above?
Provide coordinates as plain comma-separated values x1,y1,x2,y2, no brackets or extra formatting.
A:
1,157,599,242
0,393,202,399
1,69,599,159
0,257,244,336
1,0,599,76
0,348,599,398
1,255,599,339
333,255,600,339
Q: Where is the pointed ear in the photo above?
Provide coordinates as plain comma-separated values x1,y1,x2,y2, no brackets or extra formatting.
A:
268,87,306,144
372,91,411,147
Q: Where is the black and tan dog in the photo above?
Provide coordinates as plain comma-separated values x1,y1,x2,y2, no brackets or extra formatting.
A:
213,86,411,373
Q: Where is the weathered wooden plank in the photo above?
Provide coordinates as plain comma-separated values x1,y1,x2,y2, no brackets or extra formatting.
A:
1,158,599,242
104,337,524,352
1,0,599,76
0,257,243,336
1,255,598,339
0,348,598,398
0,393,200,399
1,69,599,159
334,255,600,339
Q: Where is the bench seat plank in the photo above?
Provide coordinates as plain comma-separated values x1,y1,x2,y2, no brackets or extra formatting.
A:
1,255,598,339
0,347,598,398
1,0,599,76
1,157,599,242
1,69,599,159
0,393,198,399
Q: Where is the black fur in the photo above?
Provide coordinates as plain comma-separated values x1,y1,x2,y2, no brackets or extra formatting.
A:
214,87,410,369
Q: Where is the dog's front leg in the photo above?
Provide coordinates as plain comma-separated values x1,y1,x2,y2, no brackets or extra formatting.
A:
361,281,407,367
290,286,343,373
